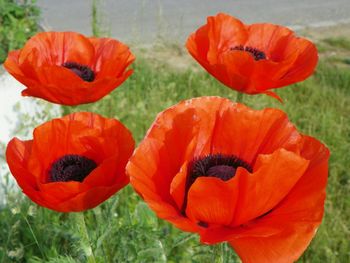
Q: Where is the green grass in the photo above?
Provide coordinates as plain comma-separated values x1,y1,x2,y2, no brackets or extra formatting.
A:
323,37,350,51
0,52,350,262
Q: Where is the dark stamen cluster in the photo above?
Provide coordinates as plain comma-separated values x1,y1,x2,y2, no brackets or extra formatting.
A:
63,62,95,82
49,154,97,182
187,154,252,185
231,45,266,61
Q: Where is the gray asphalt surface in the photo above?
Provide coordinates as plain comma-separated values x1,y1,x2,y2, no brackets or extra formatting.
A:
34,0,350,43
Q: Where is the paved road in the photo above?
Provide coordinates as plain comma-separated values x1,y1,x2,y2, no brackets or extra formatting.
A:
38,0,350,43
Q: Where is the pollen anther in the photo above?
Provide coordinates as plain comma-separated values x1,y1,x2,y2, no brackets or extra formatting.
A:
63,62,95,82
231,45,267,61
49,154,97,182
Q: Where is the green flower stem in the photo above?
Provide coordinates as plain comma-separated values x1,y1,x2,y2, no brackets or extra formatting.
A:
213,242,238,263
212,243,223,263
75,212,96,263
236,92,244,103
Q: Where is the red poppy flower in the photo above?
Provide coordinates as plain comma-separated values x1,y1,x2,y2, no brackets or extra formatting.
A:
4,31,135,105
127,97,329,263
6,112,134,212
186,13,318,101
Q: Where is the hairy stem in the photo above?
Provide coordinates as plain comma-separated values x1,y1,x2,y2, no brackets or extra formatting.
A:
75,212,96,263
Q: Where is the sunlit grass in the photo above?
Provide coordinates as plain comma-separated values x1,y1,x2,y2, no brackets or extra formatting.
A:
323,37,350,51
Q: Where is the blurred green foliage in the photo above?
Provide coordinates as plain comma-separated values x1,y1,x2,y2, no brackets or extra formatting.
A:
323,37,350,51
0,0,40,63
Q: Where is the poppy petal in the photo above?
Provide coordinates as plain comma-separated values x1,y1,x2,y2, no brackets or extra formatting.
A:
26,65,87,104
278,38,318,86
4,32,135,105
186,24,210,63
38,181,90,207
19,31,95,66
27,118,99,181
169,162,189,210
89,37,135,79
210,102,301,164
54,185,122,212
3,50,24,77
186,177,239,226
215,51,254,92
128,138,199,232
5,138,49,207
264,135,329,224
229,225,316,263
186,13,318,98
263,90,283,102
231,148,309,226
200,136,329,262
82,71,134,103
206,13,248,64
130,97,238,205
83,155,128,188
246,23,295,61
7,112,134,212
128,96,329,262
6,138,37,191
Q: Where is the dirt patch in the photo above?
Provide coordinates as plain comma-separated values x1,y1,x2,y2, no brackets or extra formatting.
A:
300,22,350,41
301,23,350,67
133,41,197,72
133,23,350,71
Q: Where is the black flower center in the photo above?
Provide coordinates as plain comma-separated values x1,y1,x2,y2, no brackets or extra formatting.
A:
63,62,95,82
49,154,97,182
231,45,266,61
187,154,252,185
181,154,252,215
207,165,236,181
